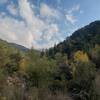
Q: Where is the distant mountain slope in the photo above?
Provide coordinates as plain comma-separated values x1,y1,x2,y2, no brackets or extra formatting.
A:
9,43,29,52
47,21,100,57
0,39,29,52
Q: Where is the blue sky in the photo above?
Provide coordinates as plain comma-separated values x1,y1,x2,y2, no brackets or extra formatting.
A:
0,0,100,49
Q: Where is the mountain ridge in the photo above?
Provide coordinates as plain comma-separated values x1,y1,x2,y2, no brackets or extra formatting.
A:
0,39,29,52
46,20,100,57
0,20,100,54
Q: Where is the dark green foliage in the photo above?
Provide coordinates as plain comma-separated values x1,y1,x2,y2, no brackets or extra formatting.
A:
46,21,100,58
0,21,100,100
68,62,97,100
90,45,100,67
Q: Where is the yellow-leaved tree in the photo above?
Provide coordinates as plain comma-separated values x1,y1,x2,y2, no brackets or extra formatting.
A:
19,58,29,73
74,50,89,63
72,50,89,77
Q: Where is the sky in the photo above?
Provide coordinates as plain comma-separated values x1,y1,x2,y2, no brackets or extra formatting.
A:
0,0,100,49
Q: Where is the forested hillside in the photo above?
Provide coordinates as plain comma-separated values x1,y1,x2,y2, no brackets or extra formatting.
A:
46,21,100,58
0,39,29,52
0,21,100,100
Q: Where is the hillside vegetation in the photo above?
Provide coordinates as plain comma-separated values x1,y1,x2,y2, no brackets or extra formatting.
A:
0,21,100,100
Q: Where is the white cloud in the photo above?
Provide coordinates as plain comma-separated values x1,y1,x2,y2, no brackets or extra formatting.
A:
41,24,59,40
0,0,61,49
66,4,81,24
66,14,77,24
68,4,80,14
40,3,59,18
0,15,34,47
7,2,18,16
19,0,34,25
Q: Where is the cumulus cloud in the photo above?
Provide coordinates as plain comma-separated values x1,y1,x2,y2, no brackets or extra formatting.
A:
0,0,62,49
19,0,34,25
41,24,59,41
66,4,81,24
68,4,80,14
66,14,77,24
0,15,34,47
7,2,18,16
40,3,59,18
